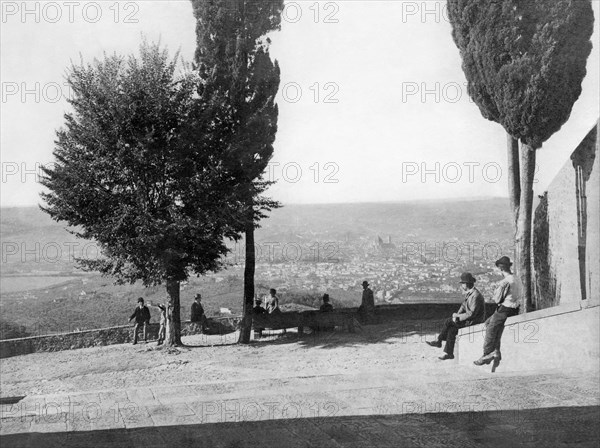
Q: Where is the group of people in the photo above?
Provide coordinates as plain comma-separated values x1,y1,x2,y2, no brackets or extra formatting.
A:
426,256,521,366
252,288,282,315
129,255,521,362
128,293,207,345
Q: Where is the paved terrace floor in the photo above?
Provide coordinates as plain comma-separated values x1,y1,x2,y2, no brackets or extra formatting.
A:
1,322,599,447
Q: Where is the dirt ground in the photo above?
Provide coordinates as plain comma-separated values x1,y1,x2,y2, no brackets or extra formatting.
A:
1,321,443,398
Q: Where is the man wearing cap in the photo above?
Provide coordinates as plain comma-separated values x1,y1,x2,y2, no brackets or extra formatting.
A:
474,256,521,366
129,297,151,345
358,280,375,323
426,273,485,360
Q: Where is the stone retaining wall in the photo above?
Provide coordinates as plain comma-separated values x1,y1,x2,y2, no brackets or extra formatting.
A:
0,318,240,359
0,303,496,359
457,301,599,372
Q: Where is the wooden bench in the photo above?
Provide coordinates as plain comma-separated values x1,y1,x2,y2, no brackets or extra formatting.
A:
252,311,358,337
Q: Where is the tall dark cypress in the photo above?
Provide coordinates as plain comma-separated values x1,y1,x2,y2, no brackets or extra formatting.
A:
447,0,594,311
191,0,284,342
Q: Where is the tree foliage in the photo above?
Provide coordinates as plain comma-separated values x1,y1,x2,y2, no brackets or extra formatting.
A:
191,0,284,342
41,42,243,286
447,0,595,311
192,0,283,215
448,0,594,148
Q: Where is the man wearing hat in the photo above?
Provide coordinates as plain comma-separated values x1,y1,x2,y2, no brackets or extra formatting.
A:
474,256,521,366
128,297,151,345
252,297,267,338
426,272,485,360
253,297,267,315
358,280,375,323
320,294,334,312
191,293,207,333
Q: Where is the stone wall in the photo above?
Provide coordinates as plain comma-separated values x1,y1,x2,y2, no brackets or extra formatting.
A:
533,122,600,308
0,318,240,359
0,303,496,359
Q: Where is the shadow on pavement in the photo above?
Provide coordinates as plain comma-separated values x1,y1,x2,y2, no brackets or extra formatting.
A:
248,319,447,350
4,405,598,448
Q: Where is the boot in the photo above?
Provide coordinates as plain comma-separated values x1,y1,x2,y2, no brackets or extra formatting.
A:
473,353,495,366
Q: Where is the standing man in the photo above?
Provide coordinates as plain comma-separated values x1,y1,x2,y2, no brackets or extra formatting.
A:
191,294,206,333
149,301,167,345
474,256,521,366
129,297,151,345
358,280,375,323
426,273,485,360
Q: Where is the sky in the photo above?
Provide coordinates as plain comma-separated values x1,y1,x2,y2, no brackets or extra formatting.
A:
1,0,599,207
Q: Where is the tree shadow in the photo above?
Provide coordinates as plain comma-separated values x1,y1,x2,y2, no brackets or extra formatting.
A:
246,319,447,350
4,405,598,448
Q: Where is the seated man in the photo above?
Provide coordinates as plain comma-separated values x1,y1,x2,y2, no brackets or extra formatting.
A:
474,256,521,366
266,288,281,314
252,297,267,338
426,273,485,360
320,294,334,312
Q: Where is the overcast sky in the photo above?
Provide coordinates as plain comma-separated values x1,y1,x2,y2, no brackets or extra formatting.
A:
1,0,599,206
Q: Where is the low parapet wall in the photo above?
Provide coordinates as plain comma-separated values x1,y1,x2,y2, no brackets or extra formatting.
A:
0,317,240,359
0,302,497,359
456,301,600,372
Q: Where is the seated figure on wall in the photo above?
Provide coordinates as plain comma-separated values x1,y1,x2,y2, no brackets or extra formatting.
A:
426,273,485,360
474,256,521,366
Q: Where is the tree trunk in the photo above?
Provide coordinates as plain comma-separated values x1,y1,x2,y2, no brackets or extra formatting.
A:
165,278,182,346
238,214,255,344
507,134,521,229
515,144,537,313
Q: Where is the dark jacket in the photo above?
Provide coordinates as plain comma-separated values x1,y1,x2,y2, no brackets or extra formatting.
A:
456,287,485,325
191,301,205,322
320,303,334,312
361,288,375,310
130,306,150,324
253,305,267,315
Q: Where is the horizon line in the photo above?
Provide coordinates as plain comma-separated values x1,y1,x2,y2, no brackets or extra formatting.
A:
0,195,510,209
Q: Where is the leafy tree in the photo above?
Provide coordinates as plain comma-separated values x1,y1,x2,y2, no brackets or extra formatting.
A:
191,0,284,343
40,42,242,345
447,0,594,311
